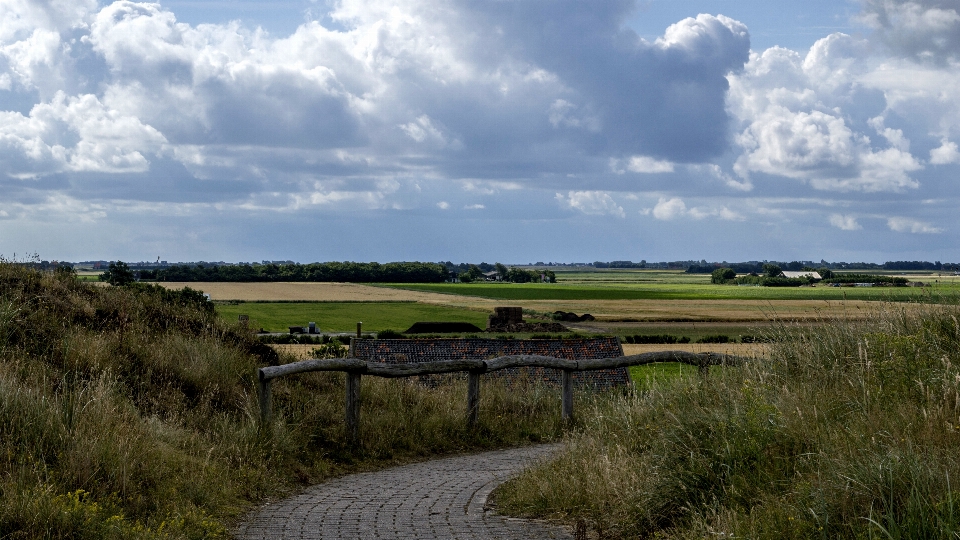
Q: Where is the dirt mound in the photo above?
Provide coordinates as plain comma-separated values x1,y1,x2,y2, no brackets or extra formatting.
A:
404,321,484,333
552,311,596,322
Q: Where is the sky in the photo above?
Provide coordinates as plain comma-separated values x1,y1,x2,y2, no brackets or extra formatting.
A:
2,0,960,264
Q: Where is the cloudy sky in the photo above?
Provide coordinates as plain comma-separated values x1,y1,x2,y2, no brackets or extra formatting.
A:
2,0,959,264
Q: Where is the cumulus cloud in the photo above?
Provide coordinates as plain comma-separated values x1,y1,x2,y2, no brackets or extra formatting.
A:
557,191,625,218
829,213,863,230
860,0,960,63
2,0,960,262
652,197,687,220
626,156,674,173
728,36,925,192
651,197,743,221
887,216,943,233
0,0,756,201
0,91,166,177
930,139,960,164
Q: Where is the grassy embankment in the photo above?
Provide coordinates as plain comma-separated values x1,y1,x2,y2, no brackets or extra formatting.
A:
495,301,960,538
0,264,563,539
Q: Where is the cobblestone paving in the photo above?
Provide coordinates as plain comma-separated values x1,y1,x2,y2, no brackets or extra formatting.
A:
235,444,572,539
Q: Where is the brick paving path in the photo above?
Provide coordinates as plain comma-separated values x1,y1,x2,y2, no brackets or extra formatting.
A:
235,444,572,539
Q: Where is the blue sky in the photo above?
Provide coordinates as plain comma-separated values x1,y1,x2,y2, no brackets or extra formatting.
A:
2,0,960,264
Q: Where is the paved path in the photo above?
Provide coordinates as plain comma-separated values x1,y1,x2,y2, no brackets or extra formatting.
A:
235,444,572,539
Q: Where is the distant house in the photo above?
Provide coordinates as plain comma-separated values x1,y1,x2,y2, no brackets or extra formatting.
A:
483,271,501,281
781,271,822,280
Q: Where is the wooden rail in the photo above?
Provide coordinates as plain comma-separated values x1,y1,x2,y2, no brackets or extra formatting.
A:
257,344,746,445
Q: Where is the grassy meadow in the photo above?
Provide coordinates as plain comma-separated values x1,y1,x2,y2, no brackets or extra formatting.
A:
0,264,563,539
382,280,943,301
495,301,960,538
215,301,489,333
52,267,958,538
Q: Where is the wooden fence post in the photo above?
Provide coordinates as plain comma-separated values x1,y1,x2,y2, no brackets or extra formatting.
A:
345,336,361,446
467,370,481,428
345,371,361,447
258,374,272,427
561,369,574,423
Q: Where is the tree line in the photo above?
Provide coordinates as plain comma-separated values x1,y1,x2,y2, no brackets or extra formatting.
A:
142,261,451,283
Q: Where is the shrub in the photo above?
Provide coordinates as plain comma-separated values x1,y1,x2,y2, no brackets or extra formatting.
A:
696,334,730,344
711,268,736,284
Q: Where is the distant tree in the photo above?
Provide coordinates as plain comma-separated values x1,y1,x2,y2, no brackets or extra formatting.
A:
458,265,485,283
100,261,136,286
711,268,736,284
817,267,834,279
495,262,508,281
762,263,782,278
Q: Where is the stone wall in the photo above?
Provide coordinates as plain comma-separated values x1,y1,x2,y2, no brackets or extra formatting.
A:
353,337,631,390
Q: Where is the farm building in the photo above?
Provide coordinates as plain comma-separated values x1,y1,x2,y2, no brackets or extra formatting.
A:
353,337,631,389
781,271,822,280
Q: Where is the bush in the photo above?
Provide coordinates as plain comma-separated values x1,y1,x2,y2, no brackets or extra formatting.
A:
711,268,736,284
376,329,406,339
695,334,730,344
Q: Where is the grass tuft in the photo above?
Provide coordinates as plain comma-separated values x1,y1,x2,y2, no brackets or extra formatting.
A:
495,301,960,538
0,263,561,538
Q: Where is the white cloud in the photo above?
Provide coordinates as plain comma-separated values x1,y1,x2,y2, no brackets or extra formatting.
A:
626,156,674,174
464,204,484,210
652,197,687,220
860,0,960,63
930,139,960,164
557,191,625,218
0,91,166,177
728,38,924,192
887,216,943,233
436,201,449,210
649,197,744,221
829,213,862,230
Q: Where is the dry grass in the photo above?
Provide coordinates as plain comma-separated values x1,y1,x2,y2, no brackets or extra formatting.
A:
0,268,564,539
157,281,458,303
621,343,768,357
496,302,960,538
273,343,767,362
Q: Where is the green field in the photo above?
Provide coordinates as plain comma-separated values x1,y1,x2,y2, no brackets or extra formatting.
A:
216,301,489,332
379,281,943,301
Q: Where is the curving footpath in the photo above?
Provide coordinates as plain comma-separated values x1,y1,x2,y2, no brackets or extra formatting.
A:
235,444,572,540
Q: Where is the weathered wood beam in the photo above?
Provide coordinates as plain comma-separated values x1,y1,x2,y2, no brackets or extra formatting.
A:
561,370,574,423
467,370,481,428
345,371,361,447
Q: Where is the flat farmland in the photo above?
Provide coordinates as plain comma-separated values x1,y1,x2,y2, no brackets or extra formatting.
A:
381,281,946,301
216,301,489,332
156,270,935,335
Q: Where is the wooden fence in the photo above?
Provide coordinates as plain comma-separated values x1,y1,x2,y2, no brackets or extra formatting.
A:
257,339,745,445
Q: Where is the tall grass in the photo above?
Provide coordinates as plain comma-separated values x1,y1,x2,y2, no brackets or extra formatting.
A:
0,263,561,539
495,301,960,538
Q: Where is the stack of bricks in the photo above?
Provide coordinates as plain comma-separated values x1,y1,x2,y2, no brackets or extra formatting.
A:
353,337,631,390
